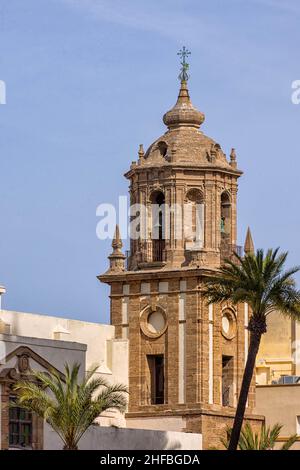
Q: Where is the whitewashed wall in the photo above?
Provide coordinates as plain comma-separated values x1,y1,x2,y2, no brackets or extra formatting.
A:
0,310,129,386
0,334,86,376
44,423,202,450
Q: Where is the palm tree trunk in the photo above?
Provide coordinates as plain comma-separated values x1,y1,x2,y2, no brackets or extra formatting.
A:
228,322,263,451
63,444,78,450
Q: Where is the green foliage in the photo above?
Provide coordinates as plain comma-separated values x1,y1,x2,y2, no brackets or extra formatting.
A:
13,362,128,450
203,248,300,450
222,423,297,450
202,248,300,322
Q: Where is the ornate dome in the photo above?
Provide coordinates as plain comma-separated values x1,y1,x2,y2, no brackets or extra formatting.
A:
138,80,236,170
163,80,205,130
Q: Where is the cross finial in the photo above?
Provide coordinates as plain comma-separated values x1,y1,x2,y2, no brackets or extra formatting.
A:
177,46,191,82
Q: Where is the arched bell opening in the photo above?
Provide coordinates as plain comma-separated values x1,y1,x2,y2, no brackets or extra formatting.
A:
184,188,205,250
150,190,165,262
220,191,231,236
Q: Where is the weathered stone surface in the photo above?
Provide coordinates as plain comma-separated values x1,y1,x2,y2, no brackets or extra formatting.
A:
99,78,264,448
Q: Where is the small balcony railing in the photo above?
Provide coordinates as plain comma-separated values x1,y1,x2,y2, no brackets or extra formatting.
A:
152,239,165,262
220,235,243,261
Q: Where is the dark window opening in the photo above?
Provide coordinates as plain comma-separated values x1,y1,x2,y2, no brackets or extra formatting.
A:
151,191,165,262
147,355,165,404
222,355,234,407
9,397,32,448
158,141,168,158
221,192,231,235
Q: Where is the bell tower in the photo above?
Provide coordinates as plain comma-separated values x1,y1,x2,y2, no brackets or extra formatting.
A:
99,49,263,449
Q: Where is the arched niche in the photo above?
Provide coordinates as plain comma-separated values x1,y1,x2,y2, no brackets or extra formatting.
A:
185,188,205,250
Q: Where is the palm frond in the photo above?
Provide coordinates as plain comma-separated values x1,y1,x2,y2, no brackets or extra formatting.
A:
280,434,298,450
13,362,128,450
222,422,295,450
203,248,300,322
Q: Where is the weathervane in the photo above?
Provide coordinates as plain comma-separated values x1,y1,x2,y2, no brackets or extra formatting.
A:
177,46,191,82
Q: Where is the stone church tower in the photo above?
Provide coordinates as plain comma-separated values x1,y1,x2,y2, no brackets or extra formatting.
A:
99,51,263,448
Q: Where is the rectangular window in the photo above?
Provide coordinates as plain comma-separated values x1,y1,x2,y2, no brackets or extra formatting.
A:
222,355,234,407
9,397,32,448
147,355,164,404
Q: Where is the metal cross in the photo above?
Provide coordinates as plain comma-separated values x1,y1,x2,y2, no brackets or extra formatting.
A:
177,46,191,82
177,46,191,65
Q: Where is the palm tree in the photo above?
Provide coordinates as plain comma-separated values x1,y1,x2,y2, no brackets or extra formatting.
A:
221,422,297,450
202,248,300,450
13,362,128,450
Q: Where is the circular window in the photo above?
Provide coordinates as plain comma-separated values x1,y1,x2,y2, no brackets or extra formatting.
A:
140,306,168,339
147,311,166,334
221,309,236,340
222,315,230,335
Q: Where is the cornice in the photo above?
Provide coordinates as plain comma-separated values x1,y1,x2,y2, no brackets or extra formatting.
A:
124,164,243,180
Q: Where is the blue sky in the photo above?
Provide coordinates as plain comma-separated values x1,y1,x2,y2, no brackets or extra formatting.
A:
0,0,299,323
